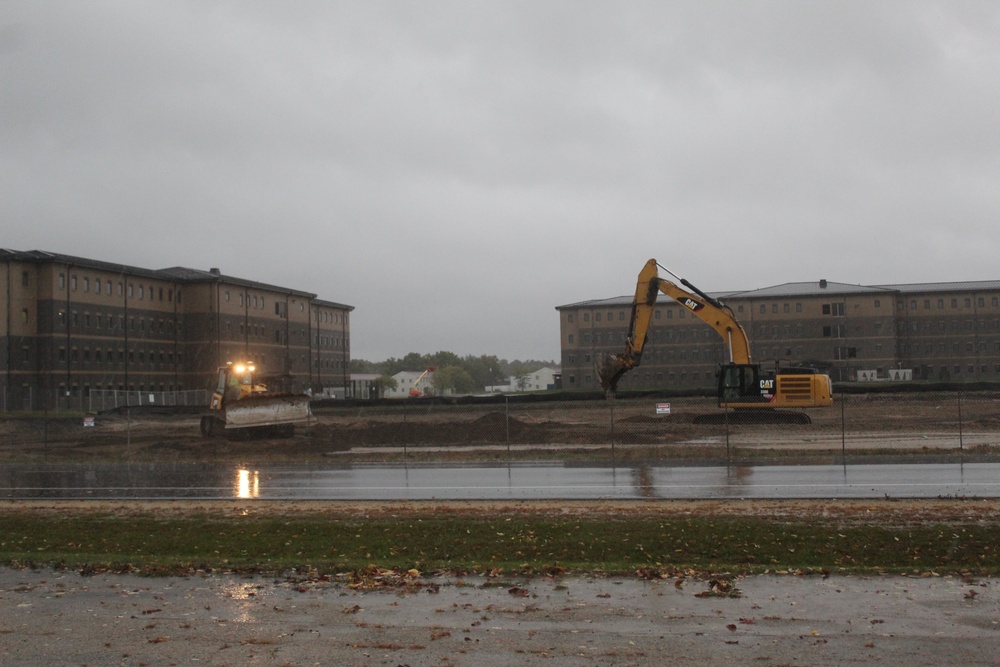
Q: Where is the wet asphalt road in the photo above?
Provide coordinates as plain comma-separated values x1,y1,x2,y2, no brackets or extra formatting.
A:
2,461,1000,500
1,568,997,666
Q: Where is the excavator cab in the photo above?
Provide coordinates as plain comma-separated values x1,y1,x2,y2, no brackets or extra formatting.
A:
718,363,772,405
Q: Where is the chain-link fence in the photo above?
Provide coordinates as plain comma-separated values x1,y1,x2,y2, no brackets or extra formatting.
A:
307,390,1000,461
0,388,210,414
86,389,209,412
1,390,997,462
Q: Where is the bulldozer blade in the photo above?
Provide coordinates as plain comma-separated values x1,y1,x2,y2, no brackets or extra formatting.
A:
223,394,313,429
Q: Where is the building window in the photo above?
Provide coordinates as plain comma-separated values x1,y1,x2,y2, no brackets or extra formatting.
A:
823,325,845,338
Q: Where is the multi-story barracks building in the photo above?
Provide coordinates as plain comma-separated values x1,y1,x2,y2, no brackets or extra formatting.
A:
1,249,352,410
558,277,1000,392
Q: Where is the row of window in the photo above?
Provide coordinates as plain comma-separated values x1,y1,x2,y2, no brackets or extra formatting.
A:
58,383,188,396
219,321,347,348
901,320,1000,333
899,341,1000,354
565,363,1000,388
567,294,1000,326
900,296,1000,310
58,347,182,366
58,310,180,336
218,291,349,326
224,290,279,311
58,273,181,303
569,319,1000,344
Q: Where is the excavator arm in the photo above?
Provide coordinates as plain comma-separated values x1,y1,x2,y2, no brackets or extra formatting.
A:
598,259,752,396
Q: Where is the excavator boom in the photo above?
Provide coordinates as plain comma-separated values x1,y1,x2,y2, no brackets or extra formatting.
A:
599,259,751,396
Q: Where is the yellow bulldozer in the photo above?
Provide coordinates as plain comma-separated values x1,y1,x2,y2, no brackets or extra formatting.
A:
199,361,313,438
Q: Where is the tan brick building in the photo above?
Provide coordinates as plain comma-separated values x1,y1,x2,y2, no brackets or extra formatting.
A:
1,250,352,410
557,278,1000,391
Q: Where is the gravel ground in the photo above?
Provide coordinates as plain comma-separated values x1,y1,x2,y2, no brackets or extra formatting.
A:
1,567,999,666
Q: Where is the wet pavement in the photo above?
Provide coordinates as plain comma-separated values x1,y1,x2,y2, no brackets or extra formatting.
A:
4,461,1000,500
1,568,998,665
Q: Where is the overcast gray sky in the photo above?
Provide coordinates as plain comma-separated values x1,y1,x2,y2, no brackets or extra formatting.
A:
4,1,1000,362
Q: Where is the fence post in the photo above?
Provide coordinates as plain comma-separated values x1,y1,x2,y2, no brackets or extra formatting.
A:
609,399,616,457
724,404,730,460
957,389,964,452
840,395,846,464
505,395,510,455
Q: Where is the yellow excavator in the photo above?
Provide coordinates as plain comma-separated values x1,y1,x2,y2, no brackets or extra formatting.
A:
598,259,833,423
200,361,313,438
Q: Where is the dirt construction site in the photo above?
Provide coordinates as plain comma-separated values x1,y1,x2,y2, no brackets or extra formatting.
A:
2,392,1000,665
1,390,999,464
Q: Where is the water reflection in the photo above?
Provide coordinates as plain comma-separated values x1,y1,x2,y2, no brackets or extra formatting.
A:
1,462,998,500
219,580,261,623
235,469,260,499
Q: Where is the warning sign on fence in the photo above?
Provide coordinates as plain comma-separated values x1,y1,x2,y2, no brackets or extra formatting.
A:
655,403,671,415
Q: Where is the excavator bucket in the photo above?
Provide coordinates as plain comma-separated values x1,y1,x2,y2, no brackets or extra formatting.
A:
597,353,630,398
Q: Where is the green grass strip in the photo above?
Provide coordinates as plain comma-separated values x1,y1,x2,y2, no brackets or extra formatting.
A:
2,511,999,577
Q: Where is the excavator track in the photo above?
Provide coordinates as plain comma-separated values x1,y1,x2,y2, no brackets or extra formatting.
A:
692,410,812,425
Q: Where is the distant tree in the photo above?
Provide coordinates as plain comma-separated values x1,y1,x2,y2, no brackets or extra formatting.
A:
373,375,397,398
431,365,475,395
350,359,379,373
463,354,503,390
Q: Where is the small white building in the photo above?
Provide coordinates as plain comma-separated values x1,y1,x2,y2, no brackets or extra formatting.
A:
485,367,561,393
